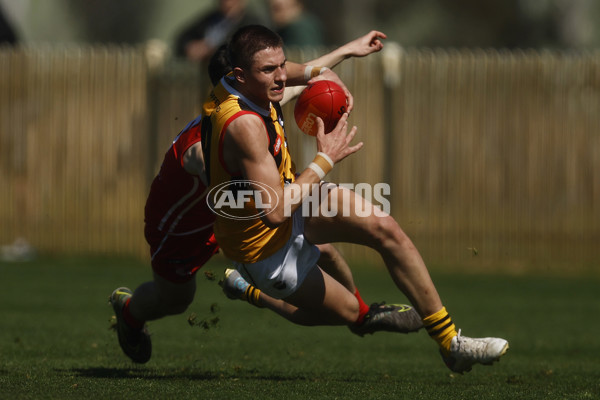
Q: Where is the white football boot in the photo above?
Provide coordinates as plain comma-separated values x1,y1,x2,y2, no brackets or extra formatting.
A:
441,330,509,373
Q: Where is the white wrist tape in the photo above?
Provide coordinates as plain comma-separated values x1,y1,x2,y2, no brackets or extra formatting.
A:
308,162,327,180
304,65,329,81
308,152,335,180
304,65,314,81
316,152,334,168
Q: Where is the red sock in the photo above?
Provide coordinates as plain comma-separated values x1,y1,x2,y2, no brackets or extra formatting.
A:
122,298,145,329
354,288,370,325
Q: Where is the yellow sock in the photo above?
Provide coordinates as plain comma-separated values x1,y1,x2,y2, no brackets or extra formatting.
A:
423,307,458,356
243,285,264,308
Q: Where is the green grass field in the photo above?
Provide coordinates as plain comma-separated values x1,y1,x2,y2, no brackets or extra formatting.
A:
1,255,599,399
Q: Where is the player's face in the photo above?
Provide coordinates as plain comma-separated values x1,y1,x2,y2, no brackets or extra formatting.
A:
243,47,287,108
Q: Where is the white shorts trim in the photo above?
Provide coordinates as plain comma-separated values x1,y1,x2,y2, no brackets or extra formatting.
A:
234,210,320,299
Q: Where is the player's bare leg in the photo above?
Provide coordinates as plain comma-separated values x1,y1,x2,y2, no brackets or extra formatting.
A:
284,265,361,325
303,184,508,372
315,243,422,335
109,274,196,364
305,184,442,316
128,273,197,321
221,244,422,333
221,265,358,326
315,243,355,292
109,273,197,364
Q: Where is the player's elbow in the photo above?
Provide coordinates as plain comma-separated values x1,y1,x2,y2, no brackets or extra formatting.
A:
261,210,288,228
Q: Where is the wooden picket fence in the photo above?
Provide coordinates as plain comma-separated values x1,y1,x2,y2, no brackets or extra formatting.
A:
1,45,598,274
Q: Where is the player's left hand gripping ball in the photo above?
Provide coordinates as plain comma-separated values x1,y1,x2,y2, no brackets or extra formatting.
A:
294,80,347,136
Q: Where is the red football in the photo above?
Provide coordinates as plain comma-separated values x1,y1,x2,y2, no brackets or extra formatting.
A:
294,80,347,136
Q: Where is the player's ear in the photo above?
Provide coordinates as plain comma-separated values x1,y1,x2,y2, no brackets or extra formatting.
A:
233,67,245,83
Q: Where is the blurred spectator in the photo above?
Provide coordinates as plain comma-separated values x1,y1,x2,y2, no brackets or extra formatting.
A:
174,0,264,63
269,0,323,47
0,4,17,45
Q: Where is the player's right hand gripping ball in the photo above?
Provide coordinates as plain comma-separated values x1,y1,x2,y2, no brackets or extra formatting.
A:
294,80,347,136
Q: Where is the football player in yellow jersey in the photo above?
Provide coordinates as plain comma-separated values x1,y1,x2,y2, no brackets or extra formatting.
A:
204,31,422,333
212,31,422,334
206,25,509,373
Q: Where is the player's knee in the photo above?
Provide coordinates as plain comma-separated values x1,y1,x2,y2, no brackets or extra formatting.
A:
158,286,195,315
347,301,360,324
322,285,359,325
372,215,415,252
164,296,193,315
339,296,360,325
316,243,339,265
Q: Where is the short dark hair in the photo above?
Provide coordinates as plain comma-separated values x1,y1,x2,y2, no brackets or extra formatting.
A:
227,25,284,70
208,44,231,85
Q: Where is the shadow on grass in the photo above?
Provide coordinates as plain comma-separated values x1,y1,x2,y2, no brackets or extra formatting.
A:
61,367,221,381
60,367,359,382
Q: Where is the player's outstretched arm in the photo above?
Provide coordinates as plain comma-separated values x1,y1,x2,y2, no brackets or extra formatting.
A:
281,31,387,107
309,30,387,69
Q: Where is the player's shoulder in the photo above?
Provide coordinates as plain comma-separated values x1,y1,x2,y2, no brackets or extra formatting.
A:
223,113,269,158
226,111,265,136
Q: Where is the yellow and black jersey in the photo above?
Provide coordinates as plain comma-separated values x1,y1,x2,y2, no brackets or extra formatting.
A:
201,74,295,263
